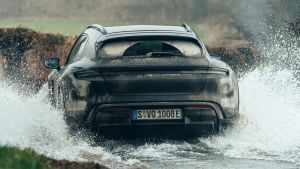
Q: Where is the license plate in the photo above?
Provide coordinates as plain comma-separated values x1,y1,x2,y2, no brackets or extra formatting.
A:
132,109,182,120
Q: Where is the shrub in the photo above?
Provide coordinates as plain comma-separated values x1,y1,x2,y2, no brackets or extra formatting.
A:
0,146,51,169
0,27,76,91
0,27,35,81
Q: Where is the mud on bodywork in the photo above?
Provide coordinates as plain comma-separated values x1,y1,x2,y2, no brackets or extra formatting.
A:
46,24,239,137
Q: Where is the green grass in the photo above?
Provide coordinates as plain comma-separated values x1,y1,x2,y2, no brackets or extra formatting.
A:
0,19,119,35
0,19,203,35
0,19,246,47
0,146,51,169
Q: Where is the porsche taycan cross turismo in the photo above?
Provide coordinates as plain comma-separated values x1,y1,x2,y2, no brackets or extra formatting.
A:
44,24,239,138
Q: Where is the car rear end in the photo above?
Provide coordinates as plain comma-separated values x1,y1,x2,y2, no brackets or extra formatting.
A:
71,35,237,138
86,101,224,138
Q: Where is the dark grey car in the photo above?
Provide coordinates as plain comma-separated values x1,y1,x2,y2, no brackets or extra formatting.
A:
44,24,239,138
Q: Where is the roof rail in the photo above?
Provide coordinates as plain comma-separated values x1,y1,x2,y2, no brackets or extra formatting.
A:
87,24,107,35
182,23,192,32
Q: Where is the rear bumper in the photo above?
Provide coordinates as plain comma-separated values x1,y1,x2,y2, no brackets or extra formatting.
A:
96,123,215,139
84,101,237,138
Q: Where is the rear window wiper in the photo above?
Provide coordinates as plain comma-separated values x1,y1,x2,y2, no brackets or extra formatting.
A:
146,52,183,58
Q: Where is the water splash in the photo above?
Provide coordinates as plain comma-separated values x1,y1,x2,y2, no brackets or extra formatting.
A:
201,27,300,165
201,68,300,164
0,83,146,169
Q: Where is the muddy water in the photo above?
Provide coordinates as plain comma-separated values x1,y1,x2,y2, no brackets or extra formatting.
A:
0,66,299,169
0,34,300,169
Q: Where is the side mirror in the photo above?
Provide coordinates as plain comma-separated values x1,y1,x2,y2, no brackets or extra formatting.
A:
44,58,60,70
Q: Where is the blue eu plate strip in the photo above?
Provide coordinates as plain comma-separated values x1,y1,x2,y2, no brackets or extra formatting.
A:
131,109,137,120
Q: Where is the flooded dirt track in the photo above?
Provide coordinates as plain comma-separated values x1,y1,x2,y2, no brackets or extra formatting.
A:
0,33,300,169
1,65,300,169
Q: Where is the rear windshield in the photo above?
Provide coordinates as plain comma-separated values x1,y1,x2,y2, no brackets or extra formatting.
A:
97,40,203,59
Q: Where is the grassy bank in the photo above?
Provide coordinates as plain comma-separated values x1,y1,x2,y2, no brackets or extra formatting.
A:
0,146,107,169
0,146,51,169
0,19,116,35
0,18,247,47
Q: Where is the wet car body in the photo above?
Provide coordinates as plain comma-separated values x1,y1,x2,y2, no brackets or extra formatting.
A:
45,24,239,138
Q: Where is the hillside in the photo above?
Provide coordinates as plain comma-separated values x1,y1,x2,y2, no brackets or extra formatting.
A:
0,0,298,24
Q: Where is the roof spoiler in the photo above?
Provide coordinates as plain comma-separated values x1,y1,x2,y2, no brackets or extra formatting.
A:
87,24,107,35
182,23,192,32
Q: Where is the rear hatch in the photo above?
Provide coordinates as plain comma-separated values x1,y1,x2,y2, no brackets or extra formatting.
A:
74,57,209,95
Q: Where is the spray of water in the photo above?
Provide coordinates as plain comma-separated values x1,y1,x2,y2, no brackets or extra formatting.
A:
0,83,146,169
201,28,300,165
202,68,300,163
